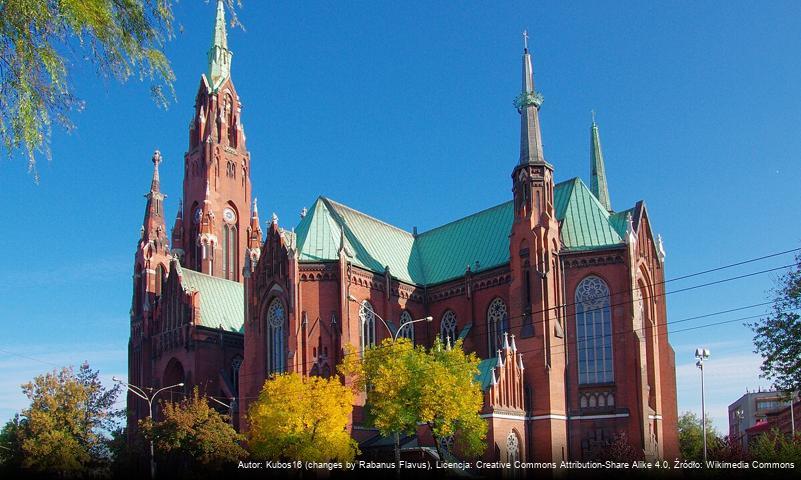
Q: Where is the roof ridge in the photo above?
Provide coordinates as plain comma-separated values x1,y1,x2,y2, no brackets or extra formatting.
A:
181,267,243,286
569,177,613,219
416,200,512,237
321,196,415,237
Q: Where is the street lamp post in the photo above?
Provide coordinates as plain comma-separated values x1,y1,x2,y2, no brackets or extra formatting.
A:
209,396,236,426
347,294,433,477
695,348,710,464
113,376,185,479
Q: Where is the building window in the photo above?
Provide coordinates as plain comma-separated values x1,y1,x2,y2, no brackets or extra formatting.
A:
487,298,508,357
266,299,286,374
155,264,165,296
398,310,414,343
576,276,614,384
359,301,376,354
440,310,457,345
222,209,238,281
506,431,520,464
231,356,242,396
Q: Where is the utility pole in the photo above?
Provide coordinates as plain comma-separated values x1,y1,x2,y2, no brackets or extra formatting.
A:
695,348,710,464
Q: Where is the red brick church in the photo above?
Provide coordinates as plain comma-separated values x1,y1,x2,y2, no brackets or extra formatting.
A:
129,1,679,464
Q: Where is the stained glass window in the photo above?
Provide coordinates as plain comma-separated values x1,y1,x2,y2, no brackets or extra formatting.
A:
487,298,508,356
266,299,285,374
575,276,614,384
440,310,457,345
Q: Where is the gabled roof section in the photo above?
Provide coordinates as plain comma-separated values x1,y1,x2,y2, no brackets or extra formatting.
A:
324,198,421,284
554,177,624,252
294,178,627,287
295,198,341,262
180,268,244,333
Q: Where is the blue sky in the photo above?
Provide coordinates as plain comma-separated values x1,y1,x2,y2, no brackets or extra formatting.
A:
1,1,800,432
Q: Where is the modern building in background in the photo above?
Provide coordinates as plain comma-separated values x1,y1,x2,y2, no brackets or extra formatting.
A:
728,390,789,449
730,391,800,447
129,1,680,464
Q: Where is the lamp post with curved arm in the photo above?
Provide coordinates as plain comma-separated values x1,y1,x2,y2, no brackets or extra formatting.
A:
347,294,432,477
113,376,184,479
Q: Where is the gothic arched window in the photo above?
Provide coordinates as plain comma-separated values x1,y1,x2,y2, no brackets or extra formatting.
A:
359,301,376,354
575,276,614,384
231,356,242,396
506,431,520,465
440,310,457,345
155,264,165,296
266,299,286,374
397,310,414,343
224,94,236,147
222,208,238,281
487,298,508,357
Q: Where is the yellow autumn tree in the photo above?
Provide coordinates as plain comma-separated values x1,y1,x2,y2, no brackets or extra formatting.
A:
248,373,359,462
340,337,486,460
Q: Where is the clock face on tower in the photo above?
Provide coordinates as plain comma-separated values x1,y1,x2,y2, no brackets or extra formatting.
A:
223,207,237,224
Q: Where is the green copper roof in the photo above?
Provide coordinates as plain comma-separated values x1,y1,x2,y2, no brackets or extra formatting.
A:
180,268,244,333
294,178,626,286
555,177,623,252
476,357,499,391
415,202,513,284
207,0,232,91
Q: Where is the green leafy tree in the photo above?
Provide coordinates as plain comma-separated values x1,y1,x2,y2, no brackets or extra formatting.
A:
248,373,359,462
749,429,801,464
2,362,122,476
0,0,242,181
678,411,719,461
140,387,246,475
0,415,24,473
749,252,801,393
421,338,487,459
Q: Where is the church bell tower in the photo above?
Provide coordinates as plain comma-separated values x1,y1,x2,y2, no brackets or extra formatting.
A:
507,32,568,463
175,0,252,282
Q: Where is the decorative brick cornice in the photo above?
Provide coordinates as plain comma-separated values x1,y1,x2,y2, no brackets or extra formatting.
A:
562,252,625,269
299,263,337,282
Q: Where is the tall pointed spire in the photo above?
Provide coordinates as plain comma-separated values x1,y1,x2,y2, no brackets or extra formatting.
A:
515,30,546,166
150,150,162,192
208,0,232,91
589,112,612,212
142,150,167,245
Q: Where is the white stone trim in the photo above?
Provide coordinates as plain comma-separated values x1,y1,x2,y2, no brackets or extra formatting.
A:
528,414,568,421
648,414,662,420
480,413,527,421
480,412,630,421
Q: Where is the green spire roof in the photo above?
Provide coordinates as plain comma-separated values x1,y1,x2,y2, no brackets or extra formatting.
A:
516,43,547,166
207,0,232,91
589,116,612,212
293,178,627,287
